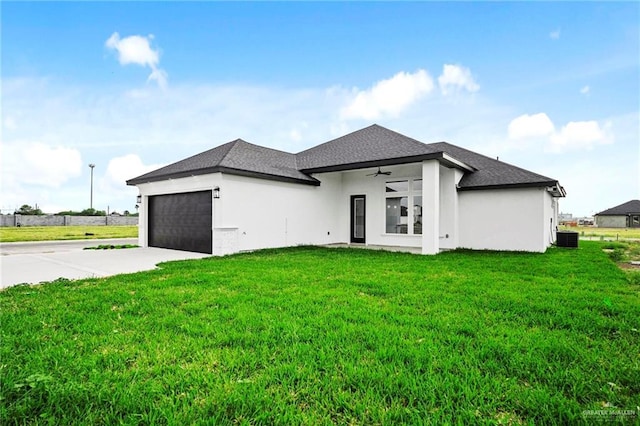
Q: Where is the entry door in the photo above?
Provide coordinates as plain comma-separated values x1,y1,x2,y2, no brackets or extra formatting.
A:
350,195,366,244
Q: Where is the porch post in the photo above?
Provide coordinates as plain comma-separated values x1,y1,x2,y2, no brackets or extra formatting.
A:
422,160,440,255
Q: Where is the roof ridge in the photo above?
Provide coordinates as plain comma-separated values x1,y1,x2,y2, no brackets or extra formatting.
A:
370,124,434,150
219,138,246,164
297,124,430,156
232,138,298,156
224,139,301,172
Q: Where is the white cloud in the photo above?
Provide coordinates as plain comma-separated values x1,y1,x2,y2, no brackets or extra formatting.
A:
507,113,613,153
2,142,83,188
340,70,434,120
549,28,561,40
508,113,555,139
548,120,613,153
104,154,164,188
105,32,168,89
580,85,590,95
147,68,168,89
97,154,166,212
438,64,479,96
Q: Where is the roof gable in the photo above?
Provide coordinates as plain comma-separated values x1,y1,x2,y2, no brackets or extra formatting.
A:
596,200,640,216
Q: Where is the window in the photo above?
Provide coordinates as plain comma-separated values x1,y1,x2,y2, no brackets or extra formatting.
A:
385,179,423,235
413,196,423,234
386,181,409,193
386,196,408,234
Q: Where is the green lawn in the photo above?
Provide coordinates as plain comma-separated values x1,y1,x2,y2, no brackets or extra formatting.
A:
0,225,138,242
1,243,639,424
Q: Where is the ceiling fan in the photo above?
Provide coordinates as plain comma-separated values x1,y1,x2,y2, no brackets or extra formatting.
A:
366,166,392,177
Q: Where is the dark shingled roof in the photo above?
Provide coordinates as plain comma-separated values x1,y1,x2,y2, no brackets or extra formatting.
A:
296,125,442,171
127,139,319,186
127,124,562,191
596,200,640,216
427,142,558,190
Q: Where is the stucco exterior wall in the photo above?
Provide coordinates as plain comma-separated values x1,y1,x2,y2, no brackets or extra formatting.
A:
136,172,342,254
215,173,342,252
134,164,557,255
595,215,627,228
458,187,552,253
439,168,464,250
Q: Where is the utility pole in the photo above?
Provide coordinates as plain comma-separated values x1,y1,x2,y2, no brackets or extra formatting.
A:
89,163,95,210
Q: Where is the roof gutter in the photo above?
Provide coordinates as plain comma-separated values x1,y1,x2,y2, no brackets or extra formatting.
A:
457,180,563,192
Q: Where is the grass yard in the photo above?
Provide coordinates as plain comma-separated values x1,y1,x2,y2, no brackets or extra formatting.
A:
560,226,640,240
0,225,138,243
1,243,639,424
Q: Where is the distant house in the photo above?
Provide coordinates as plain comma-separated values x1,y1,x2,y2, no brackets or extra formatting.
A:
127,124,566,255
595,200,640,228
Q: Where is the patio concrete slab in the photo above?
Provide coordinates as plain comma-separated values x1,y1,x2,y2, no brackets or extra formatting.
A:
324,243,422,254
0,239,209,289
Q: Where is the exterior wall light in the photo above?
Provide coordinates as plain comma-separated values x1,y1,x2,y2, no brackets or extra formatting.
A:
136,195,142,203
213,187,220,199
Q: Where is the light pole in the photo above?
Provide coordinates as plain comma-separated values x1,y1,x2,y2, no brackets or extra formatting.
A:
89,164,95,210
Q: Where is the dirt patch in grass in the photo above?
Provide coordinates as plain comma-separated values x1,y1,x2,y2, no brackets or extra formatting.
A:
602,241,640,272
618,262,640,270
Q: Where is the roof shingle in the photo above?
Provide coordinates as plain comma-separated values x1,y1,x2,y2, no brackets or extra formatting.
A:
296,124,441,171
596,200,640,216
127,139,318,186
127,124,561,191
428,142,558,189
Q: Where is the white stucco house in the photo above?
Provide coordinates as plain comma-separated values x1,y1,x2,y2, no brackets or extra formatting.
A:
127,125,565,255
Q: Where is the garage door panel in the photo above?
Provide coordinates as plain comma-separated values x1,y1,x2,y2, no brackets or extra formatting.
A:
148,191,212,254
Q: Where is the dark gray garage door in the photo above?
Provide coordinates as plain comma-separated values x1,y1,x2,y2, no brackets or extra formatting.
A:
148,190,212,254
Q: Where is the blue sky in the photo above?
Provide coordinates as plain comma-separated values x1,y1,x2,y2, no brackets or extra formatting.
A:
2,2,638,216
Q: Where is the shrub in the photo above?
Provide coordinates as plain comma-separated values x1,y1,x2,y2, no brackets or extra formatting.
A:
608,249,625,262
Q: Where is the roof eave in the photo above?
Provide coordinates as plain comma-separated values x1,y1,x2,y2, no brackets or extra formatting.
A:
457,180,563,193
546,183,567,198
440,152,476,172
217,166,320,186
301,152,475,174
126,166,320,187
126,167,221,186
596,211,640,216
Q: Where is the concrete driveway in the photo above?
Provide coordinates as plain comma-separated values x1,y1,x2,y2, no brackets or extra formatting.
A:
0,239,210,289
